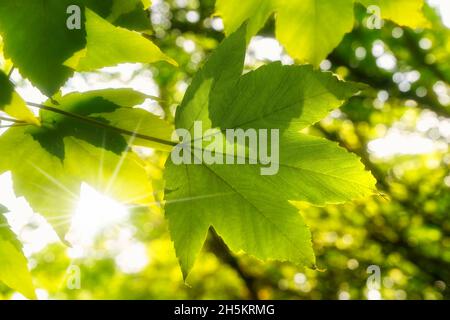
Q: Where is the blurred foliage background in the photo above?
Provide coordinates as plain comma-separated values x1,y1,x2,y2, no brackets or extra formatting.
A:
1,0,449,300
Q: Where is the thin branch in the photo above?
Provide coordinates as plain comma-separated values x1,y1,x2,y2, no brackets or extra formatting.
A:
208,228,260,300
27,102,178,148
7,66,14,79
208,228,306,299
0,123,30,128
0,116,25,123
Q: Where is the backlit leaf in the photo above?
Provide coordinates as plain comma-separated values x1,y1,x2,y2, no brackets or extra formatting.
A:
0,1,171,95
0,70,39,125
359,0,430,28
0,89,170,239
0,206,36,299
164,26,376,278
215,0,429,65
64,9,176,72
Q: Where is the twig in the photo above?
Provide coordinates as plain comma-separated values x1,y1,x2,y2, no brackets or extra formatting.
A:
7,66,14,78
0,123,30,128
208,228,260,299
27,102,177,147
0,116,25,123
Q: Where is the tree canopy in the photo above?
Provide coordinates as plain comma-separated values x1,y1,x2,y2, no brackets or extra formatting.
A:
0,0,449,300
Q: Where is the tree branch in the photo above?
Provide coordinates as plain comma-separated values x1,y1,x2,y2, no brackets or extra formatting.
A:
208,228,260,300
27,102,178,148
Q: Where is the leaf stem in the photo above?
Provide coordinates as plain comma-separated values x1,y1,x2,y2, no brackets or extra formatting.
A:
26,102,178,147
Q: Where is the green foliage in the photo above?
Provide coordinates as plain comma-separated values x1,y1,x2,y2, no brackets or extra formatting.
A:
0,0,172,95
0,0,85,95
215,0,429,65
107,0,152,31
164,26,375,278
0,0,447,300
0,70,38,124
0,89,170,238
358,0,430,28
0,205,35,299
0,70,12,106
64,9,176,72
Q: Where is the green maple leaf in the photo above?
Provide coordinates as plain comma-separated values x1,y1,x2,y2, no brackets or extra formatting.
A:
107,0,152,32
64,8,177,72
0,89,172,239
0,205,36,299
215,0,429,65
164,26,377,278
0,0,84,95
358,0,430,29
0,0,173,96
0,70,12,106
84,0,151,30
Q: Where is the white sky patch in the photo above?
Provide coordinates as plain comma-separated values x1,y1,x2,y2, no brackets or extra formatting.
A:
62,64,162,113
371,40,397,71
0,172,59,256
428,0,450,28
367,289,382,300
211,17,224,32
376,53,397,71
371,40,385,57
10,69,47,105
186,10,200,23
101,228,151,273
416,110,449,136
433,81,450,106
320,59,332,71
246,36,293,65
368,127,448,158
11,289,49,301
115,242,149,274
151,0,171,29
369,130,435,157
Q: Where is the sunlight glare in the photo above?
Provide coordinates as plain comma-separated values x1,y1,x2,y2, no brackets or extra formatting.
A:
368,129,444,158
367,289,382,300
115,242,149,274
66,183,129,246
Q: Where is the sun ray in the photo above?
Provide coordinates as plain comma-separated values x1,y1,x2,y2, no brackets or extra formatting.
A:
48,218,73,230
29,182,78,205
104,119,142,194
119,192,158,205
97,131,107,187
28,161,79,200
